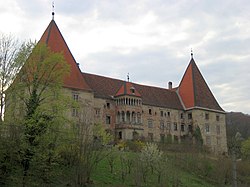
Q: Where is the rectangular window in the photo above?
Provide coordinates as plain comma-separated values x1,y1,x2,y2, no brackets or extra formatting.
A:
148,133,153,141
72,108,78,117
205,124,210,133
180,113,184,119
188,125,193,132
106,115,111,124
148,120,153,128
174,122,178,131
181,123,185,132
205,113,209,120
149,109,152,115
95,108,100,117
72,93,79,101
160,121,164,130
216,115,220,121
160,111,164,117
166,122,171,130
167,112,170,117
188,113,192,119
107,102,110,109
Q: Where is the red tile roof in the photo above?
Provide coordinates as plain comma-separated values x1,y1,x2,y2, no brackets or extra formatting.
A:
115,82,141,97
83,73,183,110
178,58,223,111
37,19,223,112
39,20,91,91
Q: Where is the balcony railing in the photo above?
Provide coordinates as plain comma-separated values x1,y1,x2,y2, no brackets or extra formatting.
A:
115,122,143,130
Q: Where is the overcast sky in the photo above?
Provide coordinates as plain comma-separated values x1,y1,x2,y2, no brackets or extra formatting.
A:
1,0,250,114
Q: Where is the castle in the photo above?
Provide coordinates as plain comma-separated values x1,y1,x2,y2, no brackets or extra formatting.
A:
12,16,228,154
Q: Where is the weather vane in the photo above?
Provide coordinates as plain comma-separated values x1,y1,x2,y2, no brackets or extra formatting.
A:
127,73,130,82
191,48,193,58
52,1,55,20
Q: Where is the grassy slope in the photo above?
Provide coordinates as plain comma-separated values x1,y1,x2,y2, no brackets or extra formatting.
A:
91,151,215,187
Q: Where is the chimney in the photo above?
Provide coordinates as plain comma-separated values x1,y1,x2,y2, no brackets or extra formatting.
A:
168,81,172,89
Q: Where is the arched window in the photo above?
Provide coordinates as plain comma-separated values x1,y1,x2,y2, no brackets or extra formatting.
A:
132,111,136,124
127,111,131,123
117,111,120,123
137,112,141,124
121,111,125,122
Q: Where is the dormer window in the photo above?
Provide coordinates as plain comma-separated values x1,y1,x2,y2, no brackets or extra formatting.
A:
130,87,135,94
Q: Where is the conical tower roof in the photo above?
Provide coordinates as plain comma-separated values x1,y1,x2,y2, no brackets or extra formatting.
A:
178,57,223,111
39,19,91,91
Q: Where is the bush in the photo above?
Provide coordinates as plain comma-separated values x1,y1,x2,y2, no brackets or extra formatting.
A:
126,140,145,152
116,140,127,151
238,160,250,186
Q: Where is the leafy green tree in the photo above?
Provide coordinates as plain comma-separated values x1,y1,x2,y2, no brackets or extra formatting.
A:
228,132,243,187
107,147,118,174
2,42,69,186
241,138,250,160
139,143,166,183
193,126,203,147
0,39,34,186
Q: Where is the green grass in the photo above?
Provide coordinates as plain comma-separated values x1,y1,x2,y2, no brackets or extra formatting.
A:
90,151,216,187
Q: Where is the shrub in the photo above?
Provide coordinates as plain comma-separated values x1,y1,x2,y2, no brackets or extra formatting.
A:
126,140,145,152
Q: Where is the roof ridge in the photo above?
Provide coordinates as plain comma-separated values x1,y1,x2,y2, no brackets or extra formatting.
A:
45,20,53,45
82,72,126,82
82,72,176,93
83,72,183,110
191,60,197,106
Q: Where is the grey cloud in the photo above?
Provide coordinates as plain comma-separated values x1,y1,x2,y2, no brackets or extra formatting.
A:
5,0,250,114
82,46,188,87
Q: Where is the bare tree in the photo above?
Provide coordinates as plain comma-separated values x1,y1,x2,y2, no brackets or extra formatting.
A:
0,34,33,121
70,100,113,186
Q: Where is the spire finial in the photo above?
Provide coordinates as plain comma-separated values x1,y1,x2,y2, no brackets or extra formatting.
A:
52,1,55,20
191,48,193,59
127,73,130,82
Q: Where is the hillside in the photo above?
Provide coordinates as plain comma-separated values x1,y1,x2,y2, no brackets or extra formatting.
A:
226,112,250,139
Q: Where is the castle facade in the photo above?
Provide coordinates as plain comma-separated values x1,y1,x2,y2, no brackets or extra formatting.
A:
10,17,228,154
